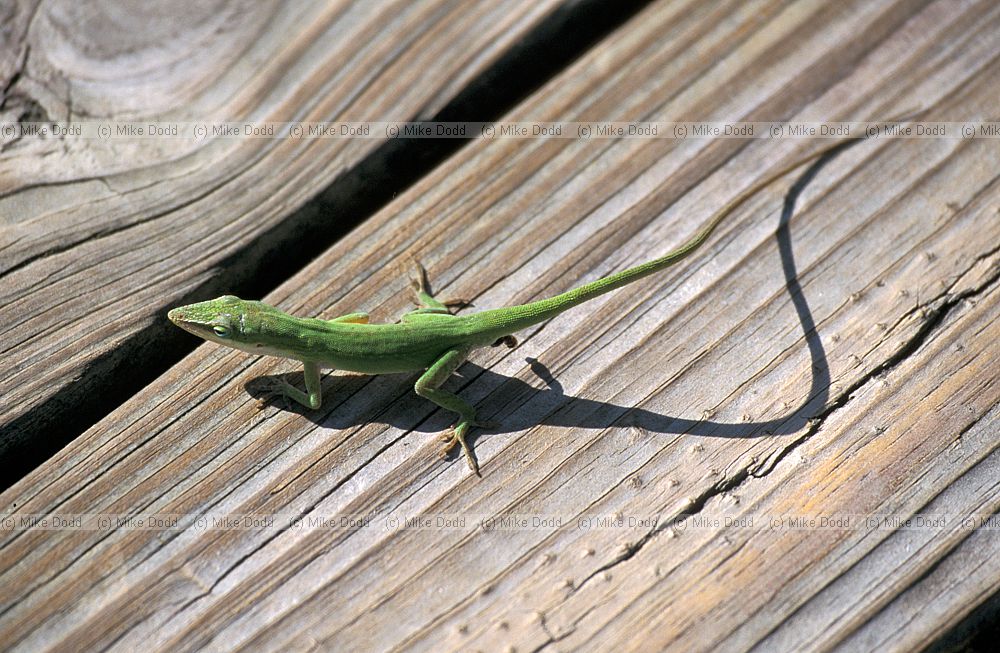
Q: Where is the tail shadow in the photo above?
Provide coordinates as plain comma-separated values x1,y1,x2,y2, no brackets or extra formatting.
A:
246,143,854,459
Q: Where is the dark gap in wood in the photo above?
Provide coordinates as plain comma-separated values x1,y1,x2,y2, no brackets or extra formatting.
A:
927,582,1000,653
0,0,653,490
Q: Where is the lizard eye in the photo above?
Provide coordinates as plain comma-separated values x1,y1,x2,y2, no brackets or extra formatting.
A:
213,325,231,338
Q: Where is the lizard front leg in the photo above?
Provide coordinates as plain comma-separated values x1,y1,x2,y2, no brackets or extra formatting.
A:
258,360,323,410
414,348,494,475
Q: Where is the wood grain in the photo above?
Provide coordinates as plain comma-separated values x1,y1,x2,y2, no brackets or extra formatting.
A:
2,0,999,650
0,0,566,464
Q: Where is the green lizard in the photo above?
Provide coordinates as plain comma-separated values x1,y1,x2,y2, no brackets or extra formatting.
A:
169,141,851,475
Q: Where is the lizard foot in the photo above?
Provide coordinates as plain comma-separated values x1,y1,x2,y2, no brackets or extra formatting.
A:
491,335,518,348
438,420,499,476
254,378,296,411
407,257,472,311
441,297,473,310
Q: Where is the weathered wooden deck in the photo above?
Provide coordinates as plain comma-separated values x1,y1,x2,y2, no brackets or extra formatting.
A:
2,0,998,651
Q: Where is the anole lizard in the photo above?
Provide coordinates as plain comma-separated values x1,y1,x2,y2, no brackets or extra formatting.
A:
169,139,854,475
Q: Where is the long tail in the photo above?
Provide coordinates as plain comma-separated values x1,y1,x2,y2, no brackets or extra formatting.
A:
470,137,858,336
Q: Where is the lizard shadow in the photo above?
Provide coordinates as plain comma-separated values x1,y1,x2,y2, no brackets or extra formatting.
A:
246,145,848,452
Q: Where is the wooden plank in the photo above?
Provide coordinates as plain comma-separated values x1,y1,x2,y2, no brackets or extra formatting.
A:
0,0,568,469
540,261,1000,653
2,0,999,650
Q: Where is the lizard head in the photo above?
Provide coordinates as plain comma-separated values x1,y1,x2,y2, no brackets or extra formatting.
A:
168,295,277,352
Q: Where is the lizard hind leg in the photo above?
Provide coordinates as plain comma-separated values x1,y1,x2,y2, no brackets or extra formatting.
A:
414,348,497,475
408,258,471,313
